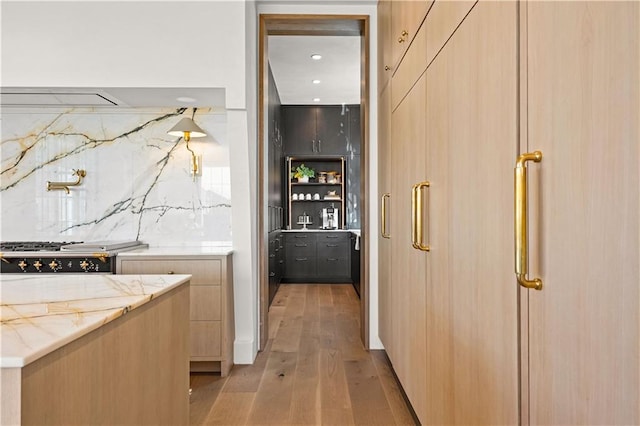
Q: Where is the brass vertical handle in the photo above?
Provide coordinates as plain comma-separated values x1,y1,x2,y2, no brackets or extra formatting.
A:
515,151,543,290
381,193,390,238
411,182,430,251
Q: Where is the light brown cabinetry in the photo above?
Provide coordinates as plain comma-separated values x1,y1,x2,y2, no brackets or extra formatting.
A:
390,0,433,71
378,0,434,84
377,0,639,424
117,254,234,376
523,2,639,423
377,85,393,362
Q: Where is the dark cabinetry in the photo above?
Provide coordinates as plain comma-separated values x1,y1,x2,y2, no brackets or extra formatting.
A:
268,231,284,306
316,233,350,280
282,232,351,283
283,233,317,280
282,105,360,156
350,233,361,297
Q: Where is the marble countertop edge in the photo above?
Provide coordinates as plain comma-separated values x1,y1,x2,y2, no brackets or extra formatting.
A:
1,274,191,368
117,246,234,256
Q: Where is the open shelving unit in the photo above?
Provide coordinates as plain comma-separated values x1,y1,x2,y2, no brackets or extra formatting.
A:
286,156,346,230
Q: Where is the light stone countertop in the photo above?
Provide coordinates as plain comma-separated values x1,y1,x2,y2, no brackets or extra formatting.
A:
117,245,234,257
282,229,360,234
0,274,191,368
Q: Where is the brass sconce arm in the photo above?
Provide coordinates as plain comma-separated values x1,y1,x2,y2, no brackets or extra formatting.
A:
47,169,86,194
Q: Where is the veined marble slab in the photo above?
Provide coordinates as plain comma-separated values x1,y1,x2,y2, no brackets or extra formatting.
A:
0,107,232,245
0,273,190,368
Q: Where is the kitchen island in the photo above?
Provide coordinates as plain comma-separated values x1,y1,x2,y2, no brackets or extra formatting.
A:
1,273,191,425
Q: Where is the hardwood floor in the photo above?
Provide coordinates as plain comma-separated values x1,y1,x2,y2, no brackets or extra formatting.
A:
190,284,416,425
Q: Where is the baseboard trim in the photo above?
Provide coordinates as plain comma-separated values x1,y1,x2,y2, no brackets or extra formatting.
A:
233,338,257,364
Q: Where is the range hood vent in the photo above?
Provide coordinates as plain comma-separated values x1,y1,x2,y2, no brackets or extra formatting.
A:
1,92,119,107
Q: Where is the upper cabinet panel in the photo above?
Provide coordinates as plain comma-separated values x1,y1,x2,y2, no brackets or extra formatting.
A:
282,105,360,156
283,106,317,156
378,0,393,91
390,0,434,70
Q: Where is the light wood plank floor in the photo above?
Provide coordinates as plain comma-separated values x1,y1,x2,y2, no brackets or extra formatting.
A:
190,283,416,425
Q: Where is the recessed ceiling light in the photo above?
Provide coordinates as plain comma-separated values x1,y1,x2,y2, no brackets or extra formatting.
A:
312,79,321,84
313,98,321,102
176,96,196,103
311,54,322,60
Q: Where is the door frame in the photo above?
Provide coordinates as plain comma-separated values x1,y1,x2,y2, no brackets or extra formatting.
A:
257,14,371,350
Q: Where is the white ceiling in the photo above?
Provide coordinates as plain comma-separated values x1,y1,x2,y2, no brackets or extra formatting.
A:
268,35,361,105
1,37,361,108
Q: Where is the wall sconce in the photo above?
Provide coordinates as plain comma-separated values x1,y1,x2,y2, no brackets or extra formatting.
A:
167,117,207,179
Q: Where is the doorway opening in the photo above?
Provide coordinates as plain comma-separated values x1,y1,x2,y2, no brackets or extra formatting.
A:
258,15,370,350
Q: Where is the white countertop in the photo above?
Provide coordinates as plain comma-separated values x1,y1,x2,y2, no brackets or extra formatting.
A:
0,274,191,368
282,229,360,234
117,245,233,257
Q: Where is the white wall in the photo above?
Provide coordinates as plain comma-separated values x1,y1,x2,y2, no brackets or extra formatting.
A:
256,0,382,349
1,0,381,363
1,1,247,110
1,0,260,363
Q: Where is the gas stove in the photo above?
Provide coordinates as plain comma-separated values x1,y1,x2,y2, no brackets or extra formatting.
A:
0,240,147,273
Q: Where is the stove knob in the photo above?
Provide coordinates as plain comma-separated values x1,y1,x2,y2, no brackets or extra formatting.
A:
33,260,43,271
80,260,89,271
48,260,60,271
18,259,28,272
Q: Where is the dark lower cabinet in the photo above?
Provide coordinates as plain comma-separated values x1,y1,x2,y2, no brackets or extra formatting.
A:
284,240,317,280
282,232,352,283
350,233,361,297
268,231,284,306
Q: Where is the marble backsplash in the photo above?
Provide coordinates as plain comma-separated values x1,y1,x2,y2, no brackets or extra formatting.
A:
0,107,232,245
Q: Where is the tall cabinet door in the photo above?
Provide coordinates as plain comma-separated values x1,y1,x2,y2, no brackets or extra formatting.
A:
390,72,429,422
378,85,394,361
424,2,519,424
524,2,639,424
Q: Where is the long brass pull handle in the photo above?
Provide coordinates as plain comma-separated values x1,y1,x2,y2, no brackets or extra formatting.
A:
515,151,543,290
381,193,390,238
411,182,430,251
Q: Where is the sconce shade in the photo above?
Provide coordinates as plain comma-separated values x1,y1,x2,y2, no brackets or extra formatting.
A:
167,117,207,139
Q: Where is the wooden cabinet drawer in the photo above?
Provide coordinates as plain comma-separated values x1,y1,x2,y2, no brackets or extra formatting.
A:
119,259,221,286
190,286,221,321
117,254,233,376
190,321,221,358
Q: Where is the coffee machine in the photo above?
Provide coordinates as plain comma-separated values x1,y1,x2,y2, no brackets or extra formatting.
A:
322,204,339,229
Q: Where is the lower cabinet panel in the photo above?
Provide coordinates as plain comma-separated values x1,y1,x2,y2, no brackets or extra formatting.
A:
190,321,221,358
116,254,234,376
282,232,354,283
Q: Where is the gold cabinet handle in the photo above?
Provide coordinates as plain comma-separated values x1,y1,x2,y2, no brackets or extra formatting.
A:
384,65,391,71
411,182,430,251
381,193,390,239
515,151,543,290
